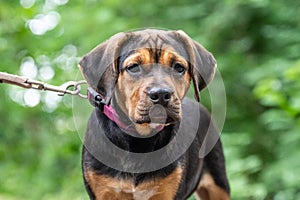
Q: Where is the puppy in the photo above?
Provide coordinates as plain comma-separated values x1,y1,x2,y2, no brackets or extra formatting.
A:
79,29,230,200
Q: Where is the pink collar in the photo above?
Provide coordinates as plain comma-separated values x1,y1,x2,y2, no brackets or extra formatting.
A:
103,104,136,132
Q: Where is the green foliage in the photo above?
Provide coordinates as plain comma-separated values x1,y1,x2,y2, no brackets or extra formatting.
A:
0,0,300,199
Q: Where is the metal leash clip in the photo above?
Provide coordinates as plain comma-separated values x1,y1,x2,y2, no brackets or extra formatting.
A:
0,72,87,99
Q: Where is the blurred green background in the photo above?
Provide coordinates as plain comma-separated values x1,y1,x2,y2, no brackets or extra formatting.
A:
1,0,300,199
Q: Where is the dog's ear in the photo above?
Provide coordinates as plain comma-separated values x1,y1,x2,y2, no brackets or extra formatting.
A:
79,32,129,105
175,30,217,102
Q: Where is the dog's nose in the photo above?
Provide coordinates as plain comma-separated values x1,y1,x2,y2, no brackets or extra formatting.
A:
148,88,173,106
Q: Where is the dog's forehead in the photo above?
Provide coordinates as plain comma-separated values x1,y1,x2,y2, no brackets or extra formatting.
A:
119,30,189,61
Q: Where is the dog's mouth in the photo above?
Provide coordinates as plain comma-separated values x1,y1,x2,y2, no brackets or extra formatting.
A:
132,103,181,125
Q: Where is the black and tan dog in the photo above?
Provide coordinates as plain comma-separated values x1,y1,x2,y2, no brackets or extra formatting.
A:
79,29,230,200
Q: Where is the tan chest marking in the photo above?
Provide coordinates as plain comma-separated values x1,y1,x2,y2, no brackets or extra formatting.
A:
85,166,183,200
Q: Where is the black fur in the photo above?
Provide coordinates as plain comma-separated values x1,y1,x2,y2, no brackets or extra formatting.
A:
80,29,229,199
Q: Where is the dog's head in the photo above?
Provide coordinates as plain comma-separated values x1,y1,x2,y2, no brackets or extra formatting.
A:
79,29,216,135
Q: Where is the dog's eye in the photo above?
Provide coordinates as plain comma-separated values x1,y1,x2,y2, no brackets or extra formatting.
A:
173,63,186,74
126,64,141,74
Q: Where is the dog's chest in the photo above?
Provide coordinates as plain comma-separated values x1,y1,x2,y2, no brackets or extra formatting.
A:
85,166,183,200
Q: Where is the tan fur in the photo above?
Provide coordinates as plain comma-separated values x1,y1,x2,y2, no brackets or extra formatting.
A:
85,167,183,200
196,172,230,200
122,49,154,68
159,50,188,68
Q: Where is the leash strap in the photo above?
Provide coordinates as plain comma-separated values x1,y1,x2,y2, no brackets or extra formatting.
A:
0,72,106,111
0,71,107,113
0,72,87,98
0,72,31,88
